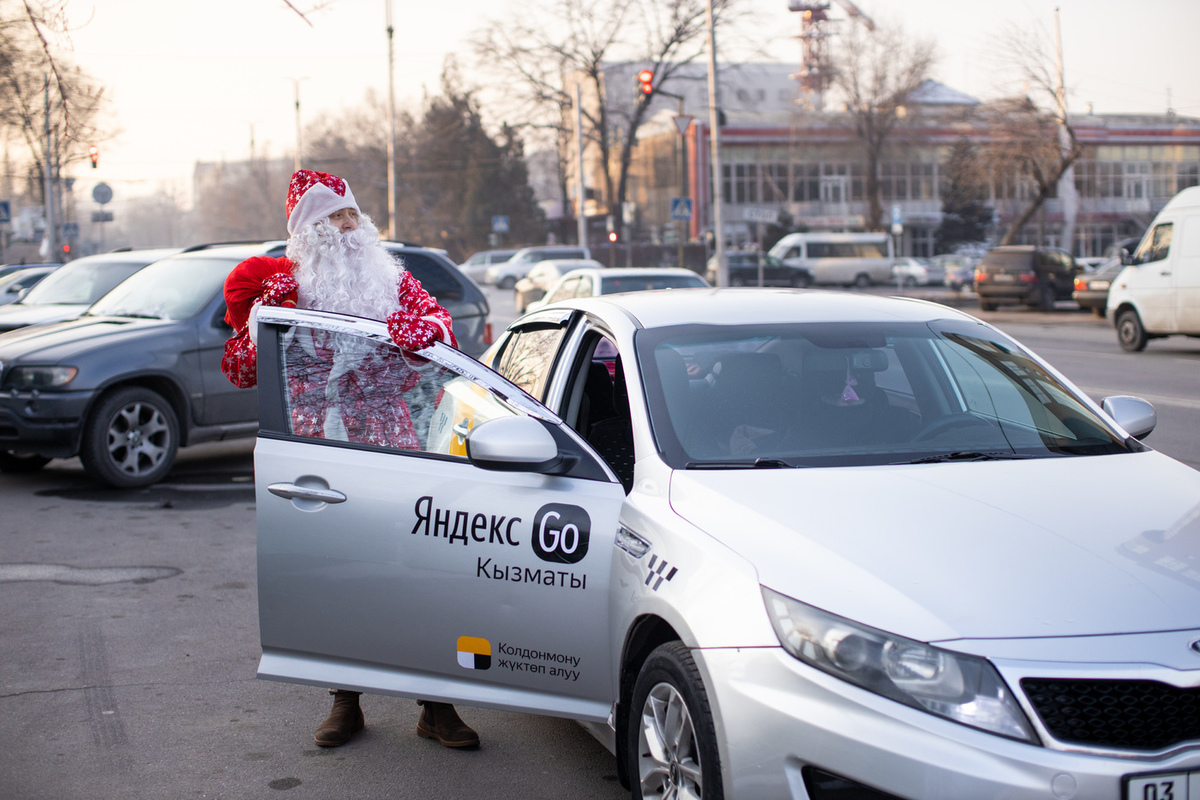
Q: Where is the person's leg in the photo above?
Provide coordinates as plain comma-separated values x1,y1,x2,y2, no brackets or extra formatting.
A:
416,700,480,748
314,689,364,747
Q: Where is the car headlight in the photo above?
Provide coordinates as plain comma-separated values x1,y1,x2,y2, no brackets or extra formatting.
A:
763,587,1037,742
4,366,78,389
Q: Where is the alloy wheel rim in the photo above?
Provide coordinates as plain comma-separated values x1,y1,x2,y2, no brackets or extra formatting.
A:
106,401,170,476
638,682,703,800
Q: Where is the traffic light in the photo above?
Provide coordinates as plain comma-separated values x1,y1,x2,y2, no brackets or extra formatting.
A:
636,69,654,95
608,231,618,243
88,145,99,169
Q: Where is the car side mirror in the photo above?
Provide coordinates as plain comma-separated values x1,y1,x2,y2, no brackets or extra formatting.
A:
466,415,565,473
1102,395,1156,440
1120,249,1133,266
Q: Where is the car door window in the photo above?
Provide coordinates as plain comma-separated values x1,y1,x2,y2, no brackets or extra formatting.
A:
1133,223,1172,264
279,324,515,454
495,325,570,401
573,276,594,298
546,278,580,304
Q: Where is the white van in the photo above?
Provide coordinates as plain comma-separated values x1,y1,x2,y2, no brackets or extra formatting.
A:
768,232,895,287
1107,186,1200,351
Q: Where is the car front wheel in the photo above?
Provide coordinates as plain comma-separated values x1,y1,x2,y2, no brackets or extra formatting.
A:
498,275,517,291
629,642,723,800
853,273,871,289
1116,309,1148,352
80,387,179,488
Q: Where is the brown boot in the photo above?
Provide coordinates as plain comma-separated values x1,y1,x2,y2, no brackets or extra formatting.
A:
314,690,364,747
416,700,480,749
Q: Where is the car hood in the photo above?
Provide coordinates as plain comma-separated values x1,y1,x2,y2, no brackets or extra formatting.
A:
668,451,1200,642
0,315,177,363
0,303,90,330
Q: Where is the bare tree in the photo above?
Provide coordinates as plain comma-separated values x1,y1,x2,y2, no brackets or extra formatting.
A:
989,22,1081,246
829,18,935,231
472,0,738,231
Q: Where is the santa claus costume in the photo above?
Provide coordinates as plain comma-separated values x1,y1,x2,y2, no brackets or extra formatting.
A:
220,169,479,750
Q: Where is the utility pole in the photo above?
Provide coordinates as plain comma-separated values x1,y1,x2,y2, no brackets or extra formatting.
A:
1055,7,1077,253
705,0,726,286
575,83,588,250
385,0,398,240
42,75,57,260
291,78,308,173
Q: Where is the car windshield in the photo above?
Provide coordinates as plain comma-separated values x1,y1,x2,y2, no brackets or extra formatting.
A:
19,259,149,305
87,257,233,321
636,320,1135,469
601,274,707,293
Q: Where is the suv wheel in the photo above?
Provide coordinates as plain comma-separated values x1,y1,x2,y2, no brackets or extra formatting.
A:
1037,284,1056,312
1116,309,1148,352
80,387,179,488
791,271,812,289
979,299,998,312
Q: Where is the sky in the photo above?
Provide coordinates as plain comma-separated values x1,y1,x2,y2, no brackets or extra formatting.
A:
57,0,1200,210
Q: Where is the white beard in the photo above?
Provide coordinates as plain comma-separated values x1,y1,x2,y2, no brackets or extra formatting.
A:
287,214,403,321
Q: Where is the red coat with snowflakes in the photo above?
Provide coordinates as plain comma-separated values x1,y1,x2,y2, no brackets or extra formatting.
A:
220,255,457,450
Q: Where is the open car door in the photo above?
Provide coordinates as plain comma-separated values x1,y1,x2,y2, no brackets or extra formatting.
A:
253,307,625,723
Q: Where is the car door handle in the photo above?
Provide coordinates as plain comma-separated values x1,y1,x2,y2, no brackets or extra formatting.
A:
267,482,347,504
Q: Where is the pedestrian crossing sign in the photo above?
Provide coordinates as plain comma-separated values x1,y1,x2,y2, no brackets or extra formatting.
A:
670,197,693,221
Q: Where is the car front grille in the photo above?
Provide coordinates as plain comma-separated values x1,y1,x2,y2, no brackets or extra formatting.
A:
1021,678,1200,751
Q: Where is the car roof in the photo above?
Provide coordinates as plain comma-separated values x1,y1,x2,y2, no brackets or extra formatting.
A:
158,242,287,262
561,267,700,280
549,287,977,329
66,247,184,265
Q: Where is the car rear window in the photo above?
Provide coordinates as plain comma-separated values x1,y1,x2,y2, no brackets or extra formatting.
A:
980,251,1034,272
395,253,463,302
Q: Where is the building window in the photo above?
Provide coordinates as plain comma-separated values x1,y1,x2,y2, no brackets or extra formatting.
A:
722,163,759,204
792,163,819,202
763,163,788,203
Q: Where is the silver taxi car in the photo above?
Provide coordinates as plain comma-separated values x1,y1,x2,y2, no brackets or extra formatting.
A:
253,290,1200,800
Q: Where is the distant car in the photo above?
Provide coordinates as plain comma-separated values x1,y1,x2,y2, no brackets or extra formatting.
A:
0,262,61,281
485,245,592,289
514,259,605,313
1072,257,1123,317
973,245,1078,312
528,267,709,311
890,257,935,287
0,241,491,485
706,251,811,287
0,266,59,306
0,249,180,333
931,253,980,291
459,248,519,282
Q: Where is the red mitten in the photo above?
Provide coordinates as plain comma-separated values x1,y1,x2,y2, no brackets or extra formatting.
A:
387,311,438,351
261,273,298,307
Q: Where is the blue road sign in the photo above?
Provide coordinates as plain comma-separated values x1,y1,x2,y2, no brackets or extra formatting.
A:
0,200,10,224
62,222,79,238
670,197,693,221
491,215,510,234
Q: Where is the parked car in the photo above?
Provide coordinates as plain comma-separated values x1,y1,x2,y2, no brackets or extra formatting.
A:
513,258,605,313
1072,257,1123,317
1075,256,1108,273
0,265,59,306
1107,186,1200,351
459,248,518,282
890,256,933,286
528,267,709,311
250,288,1195,800
931,252,980,291
0,262,61,280
768,232,895,287
706,251,812,287
973,245,1078,311
0,249,180,333
0,241,490,484
485,245,592,289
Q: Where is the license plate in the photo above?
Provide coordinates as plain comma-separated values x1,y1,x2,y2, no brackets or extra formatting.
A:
1125,770,1200,800
991,274,1015,283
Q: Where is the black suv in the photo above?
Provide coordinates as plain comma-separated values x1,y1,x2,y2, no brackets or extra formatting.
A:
706,251,813,287
973,246,1079,312
0,241,489,487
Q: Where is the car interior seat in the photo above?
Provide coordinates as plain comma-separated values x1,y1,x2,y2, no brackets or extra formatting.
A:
586,358,636,492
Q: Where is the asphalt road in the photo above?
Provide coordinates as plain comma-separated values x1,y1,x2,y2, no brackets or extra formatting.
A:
2,289,1197,799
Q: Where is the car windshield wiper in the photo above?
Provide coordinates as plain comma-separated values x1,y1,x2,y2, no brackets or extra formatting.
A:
685,458,791,469
897,451,1035,465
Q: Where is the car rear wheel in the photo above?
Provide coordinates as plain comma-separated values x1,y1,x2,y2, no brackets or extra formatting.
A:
791,271,812,288
80,387,179,488
1116,309,1148,352
1037,284,1056,312
629,642,723,800
498,276,517,291
0,451,52,473
979,299,998,312
853,273,871,289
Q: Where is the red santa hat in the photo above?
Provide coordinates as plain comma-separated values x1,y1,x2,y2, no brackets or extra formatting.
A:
285,169,359,235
